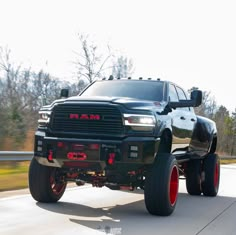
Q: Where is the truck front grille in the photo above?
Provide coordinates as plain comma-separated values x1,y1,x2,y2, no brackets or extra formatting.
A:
50,104,124,135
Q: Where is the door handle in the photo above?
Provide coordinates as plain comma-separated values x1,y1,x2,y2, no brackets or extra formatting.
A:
190,118,196,122
180,116,186,120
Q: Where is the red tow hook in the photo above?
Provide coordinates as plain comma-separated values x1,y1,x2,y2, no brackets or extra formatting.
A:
47,150,54,162
107,153,116,165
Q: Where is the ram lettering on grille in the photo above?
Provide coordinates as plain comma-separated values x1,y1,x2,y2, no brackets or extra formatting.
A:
69,114,101,120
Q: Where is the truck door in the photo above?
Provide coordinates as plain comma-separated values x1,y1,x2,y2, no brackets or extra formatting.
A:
168,84,196,153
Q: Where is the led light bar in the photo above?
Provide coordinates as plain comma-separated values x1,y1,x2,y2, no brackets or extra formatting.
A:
123,114,156,127
38,111,51,125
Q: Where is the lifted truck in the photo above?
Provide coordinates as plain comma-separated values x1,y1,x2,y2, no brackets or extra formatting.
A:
29,77,220,216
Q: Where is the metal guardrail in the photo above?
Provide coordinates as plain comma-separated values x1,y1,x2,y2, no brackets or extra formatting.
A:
0,151,33,161
220,156,236,160
0,151,235,161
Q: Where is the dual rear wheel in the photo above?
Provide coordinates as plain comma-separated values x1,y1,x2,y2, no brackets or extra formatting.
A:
186,153,220,196
144,153,220,216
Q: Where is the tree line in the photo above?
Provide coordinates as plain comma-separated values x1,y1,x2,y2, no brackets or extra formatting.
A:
0,34,133,150
0,35,235,155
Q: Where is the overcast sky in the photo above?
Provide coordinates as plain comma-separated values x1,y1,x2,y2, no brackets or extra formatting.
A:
0,0,235,112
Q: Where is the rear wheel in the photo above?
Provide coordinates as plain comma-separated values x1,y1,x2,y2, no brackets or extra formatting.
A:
144,153,179,216
29,157,67,202
185,160,202,195
201,153,220,196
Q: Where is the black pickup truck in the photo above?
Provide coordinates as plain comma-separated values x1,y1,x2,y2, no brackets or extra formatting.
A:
29,77,220,216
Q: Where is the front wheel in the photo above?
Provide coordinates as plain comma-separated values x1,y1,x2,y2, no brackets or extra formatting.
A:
29,157,67,202
144,153,179,216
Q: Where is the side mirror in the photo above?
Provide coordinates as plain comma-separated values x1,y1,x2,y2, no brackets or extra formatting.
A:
60,89,69,99
191,90,202,107
169,89,203,109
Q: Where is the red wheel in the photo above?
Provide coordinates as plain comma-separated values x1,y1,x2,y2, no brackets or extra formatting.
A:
50,169,67,196
214,161,219,188
29,158,67,202
169,165,178,206
144,153,179,216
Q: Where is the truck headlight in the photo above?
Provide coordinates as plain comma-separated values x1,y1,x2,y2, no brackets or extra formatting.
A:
38,111,51,125
123,114,156,127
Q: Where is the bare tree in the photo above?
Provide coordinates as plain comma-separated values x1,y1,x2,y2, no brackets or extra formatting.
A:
190,88,217,118
232,111,236,156
213,106,230,154
0,47,26,147
0,47,66,149
112,56,134,78
73,34,113,85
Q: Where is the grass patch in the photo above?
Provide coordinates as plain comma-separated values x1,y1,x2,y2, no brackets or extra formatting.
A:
220,158,236,164
0,173,28,192
0,162,29,192
0,162,29,175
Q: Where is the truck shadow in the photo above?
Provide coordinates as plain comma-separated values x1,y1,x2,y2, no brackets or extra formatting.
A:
36,191,236,234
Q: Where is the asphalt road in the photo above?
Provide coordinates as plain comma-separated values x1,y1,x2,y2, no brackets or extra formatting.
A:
0,164,236,235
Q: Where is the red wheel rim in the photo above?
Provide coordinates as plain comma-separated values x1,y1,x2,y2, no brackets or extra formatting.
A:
169,165,179,206
214,162,219,188
50,170,66,195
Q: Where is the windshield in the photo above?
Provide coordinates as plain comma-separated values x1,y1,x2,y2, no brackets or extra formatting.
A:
80,80,164,101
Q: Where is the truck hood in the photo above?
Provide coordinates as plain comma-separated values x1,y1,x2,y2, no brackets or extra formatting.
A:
63,96,166,112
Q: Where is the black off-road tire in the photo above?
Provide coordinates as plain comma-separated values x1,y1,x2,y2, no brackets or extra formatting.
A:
29,157,67,202
144,153,179,216
201,153,220,196
186,160,202,195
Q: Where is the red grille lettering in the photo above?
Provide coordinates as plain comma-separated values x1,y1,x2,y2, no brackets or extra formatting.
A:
69,114,79,119
89,114,100,120
69,114,100,120
80,114,89,120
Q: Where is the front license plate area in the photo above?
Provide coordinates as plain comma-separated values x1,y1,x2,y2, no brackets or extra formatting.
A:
56,142,100,161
